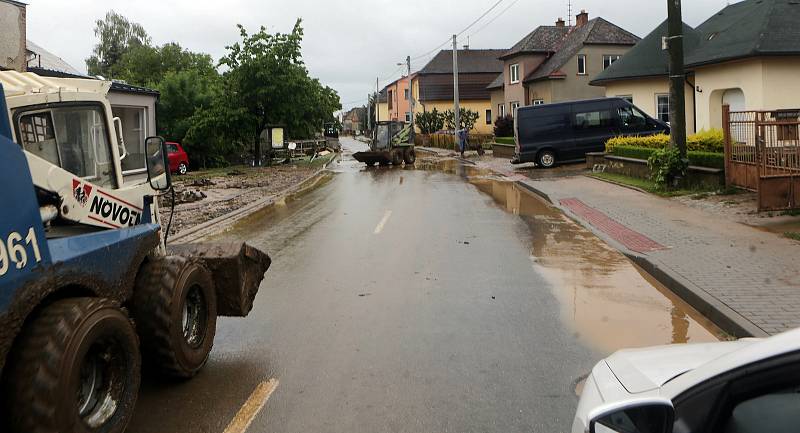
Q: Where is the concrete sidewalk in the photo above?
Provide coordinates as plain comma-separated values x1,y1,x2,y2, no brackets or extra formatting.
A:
472,157,800,338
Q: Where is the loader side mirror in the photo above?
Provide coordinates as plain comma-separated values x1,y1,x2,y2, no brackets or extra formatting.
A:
145,136,171,191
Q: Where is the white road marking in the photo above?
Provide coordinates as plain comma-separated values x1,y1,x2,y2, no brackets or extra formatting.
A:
373,210,393,234
223,378,280,433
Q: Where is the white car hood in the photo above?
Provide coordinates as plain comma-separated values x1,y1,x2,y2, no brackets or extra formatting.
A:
605,339,759,394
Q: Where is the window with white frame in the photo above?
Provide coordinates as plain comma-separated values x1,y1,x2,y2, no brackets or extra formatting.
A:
618,95,634,104
656,94,671,123
577,55,587,75
485,109,492,125
511,101,520,116
498,104,506,118
603,55,621,70
405,112,411,123
510,63,520,84
404,89,409,100
532,99,545,106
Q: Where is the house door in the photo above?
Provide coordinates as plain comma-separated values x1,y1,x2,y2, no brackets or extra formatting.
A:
722,88,745,112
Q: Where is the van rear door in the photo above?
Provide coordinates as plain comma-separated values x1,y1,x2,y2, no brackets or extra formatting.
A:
571,100,616,158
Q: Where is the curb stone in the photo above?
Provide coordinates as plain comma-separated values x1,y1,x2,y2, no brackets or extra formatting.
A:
507,173,765,338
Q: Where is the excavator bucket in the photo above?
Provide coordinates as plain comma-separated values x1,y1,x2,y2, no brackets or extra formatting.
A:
168,242,271,317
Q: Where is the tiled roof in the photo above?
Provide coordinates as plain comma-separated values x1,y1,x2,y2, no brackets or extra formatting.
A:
592,0,800,84
525,18,639,83
417,49,506,75
686,0,800,67
486,73,504,90
26,40,86,77
591,20,699,84
500,26,571,59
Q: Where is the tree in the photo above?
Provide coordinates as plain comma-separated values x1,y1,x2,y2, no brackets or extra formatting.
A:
157,69,218,142
217,20,340,165
416,109,445,134
86,10,151,77
113,42,217,88
444,108,479,132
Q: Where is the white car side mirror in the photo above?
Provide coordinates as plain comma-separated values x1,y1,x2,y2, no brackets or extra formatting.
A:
589,398,674,433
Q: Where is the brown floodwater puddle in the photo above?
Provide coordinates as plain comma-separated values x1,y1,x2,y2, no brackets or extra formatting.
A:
466,175,728,354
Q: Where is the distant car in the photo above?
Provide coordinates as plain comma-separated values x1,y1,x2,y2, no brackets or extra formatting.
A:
166,142,189,175
512,97,669,168
572,328,800,433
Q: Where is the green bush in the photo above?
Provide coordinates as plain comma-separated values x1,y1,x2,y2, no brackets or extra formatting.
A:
687,129,724,153
610,145,656,161
611,145,724,169
496,137,515,145
606,134,669,153
687,151,725,170
648,147,688,187
605,129,724,153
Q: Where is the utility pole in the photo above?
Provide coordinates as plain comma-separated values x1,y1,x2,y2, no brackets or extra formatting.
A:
452,35,461,152
376,77,380,124
407,55,415,144
667,0,687,160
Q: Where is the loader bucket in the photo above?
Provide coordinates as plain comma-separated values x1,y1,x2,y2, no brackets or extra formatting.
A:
353,151,391,166
167,242,271,317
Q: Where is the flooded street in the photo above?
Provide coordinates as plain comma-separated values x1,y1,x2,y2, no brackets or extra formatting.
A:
130,137,722,433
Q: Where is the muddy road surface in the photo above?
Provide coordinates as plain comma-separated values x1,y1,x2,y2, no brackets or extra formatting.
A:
129,137,723,433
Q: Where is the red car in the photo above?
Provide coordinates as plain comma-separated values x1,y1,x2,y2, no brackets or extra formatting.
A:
166,142,189,175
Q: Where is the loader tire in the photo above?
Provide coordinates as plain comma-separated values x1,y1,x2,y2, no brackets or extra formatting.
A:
2,298,140,433
391,149,404,165
403,147,416,165
132,256,217,379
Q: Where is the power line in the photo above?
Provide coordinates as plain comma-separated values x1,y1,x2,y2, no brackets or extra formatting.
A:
469,0,521,39
456,0,505,37
410,0,506,61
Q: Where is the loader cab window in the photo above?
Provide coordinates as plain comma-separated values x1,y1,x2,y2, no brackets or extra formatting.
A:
17,105,117,189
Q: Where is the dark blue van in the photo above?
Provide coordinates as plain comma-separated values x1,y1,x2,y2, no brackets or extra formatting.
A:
511,97,669,167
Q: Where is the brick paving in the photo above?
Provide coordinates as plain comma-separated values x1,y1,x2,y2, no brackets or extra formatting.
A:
469,156,800,337
559,198,667,253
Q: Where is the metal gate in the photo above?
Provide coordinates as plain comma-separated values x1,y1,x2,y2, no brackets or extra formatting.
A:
724,105,800,211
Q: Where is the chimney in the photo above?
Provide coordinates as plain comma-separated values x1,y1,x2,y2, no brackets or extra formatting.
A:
556,17,565,27
576,10,589,27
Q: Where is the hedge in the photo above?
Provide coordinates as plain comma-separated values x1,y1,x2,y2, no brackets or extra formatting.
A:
496,137,515,145
605,129,724,153
610,145,725,170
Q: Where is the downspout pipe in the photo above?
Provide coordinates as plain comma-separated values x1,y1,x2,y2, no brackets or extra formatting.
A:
685,73,697,134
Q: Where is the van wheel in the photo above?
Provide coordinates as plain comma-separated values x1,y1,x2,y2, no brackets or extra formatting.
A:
2,298,140,433
132,256,217,379
178,162,188,175
537,150,556,168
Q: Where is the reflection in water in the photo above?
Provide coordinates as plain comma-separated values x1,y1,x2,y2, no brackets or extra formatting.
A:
462,173,727,353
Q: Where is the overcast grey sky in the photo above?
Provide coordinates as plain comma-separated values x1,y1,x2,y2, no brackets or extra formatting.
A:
26,0,734,113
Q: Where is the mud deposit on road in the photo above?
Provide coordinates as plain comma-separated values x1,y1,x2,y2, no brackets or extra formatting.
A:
421,159,727,353
161,163,329,236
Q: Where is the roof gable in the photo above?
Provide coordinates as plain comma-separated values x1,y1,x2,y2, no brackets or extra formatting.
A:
418,49,506,75
524,18,640,82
